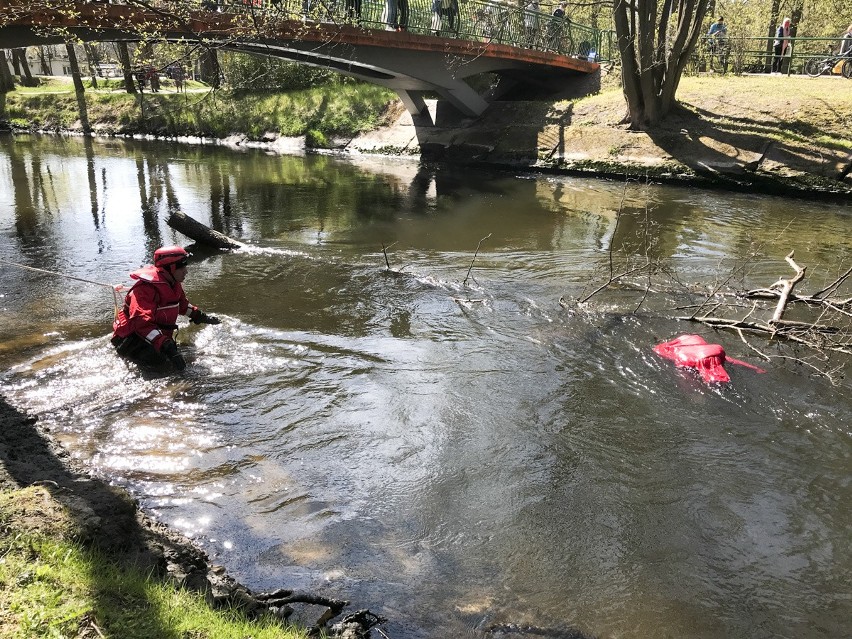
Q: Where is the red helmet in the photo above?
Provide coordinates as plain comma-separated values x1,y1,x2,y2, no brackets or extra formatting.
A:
153,245,189,268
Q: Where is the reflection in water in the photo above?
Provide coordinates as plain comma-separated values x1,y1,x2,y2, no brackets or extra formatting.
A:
1,134,851,639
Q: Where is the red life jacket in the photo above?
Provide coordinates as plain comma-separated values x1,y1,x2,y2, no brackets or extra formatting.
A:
112,265,196,351
653,334,766,384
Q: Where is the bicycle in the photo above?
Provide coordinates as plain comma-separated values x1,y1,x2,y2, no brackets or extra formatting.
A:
805,54,852,78
707,35,729,73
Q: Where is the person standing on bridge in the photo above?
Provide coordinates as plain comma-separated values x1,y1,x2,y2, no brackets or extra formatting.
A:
547,2,568,52
440,0,459,36
524,0,540,47
397,0,410,31
345,0,362,22
384,0,408,31
431,0,442,35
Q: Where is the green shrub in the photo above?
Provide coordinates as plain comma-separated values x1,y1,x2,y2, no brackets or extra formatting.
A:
305,128,329,148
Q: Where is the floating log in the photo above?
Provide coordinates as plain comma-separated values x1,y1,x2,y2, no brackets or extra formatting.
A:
167,210,244,250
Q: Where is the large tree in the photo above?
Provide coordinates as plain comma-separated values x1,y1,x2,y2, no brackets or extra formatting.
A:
65,41,90,132
613,0,711,128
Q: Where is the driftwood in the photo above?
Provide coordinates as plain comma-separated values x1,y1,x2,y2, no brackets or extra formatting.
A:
743,259,852,317
679,251,852,365
167,210,244,250
254,588,351,630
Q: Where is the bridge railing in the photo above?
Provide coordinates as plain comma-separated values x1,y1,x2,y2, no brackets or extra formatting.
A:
203,0,612,62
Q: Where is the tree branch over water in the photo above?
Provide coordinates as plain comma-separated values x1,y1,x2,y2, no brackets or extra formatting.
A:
572,205,852,384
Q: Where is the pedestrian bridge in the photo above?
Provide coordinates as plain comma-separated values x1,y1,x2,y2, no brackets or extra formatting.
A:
0,0,610,123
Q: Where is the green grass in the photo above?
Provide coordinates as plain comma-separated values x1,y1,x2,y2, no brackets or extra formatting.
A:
3,79,397,144
0,487,309,639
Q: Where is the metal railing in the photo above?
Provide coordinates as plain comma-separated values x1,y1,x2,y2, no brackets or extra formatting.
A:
687,35,852,76
200,0,613,61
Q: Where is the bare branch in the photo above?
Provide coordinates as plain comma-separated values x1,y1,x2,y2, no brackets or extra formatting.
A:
381,242,398,271
769,251,806,324
463,233,491,287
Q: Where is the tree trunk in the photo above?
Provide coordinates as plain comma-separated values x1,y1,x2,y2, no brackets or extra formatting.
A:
116,41,137,94
789,2,804,37
65,42,90,133
198,48,221,88
13,49,37,87
614,0,709,129
84,43,99,89
765,0,781,73
0,50,15,94
167,210,244,250
10,50,21,75
38,46,51,75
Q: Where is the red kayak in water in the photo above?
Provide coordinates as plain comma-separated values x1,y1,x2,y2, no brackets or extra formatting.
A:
653,334,766,383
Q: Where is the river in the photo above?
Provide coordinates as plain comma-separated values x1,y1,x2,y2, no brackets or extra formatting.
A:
1,133,850,639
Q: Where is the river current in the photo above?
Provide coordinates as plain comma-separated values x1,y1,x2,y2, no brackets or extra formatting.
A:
1,134,850,639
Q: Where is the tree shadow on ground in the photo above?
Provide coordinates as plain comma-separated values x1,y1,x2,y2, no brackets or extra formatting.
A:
643,102,850,182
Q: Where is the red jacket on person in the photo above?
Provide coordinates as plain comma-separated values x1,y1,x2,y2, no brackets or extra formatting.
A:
112,265,198,352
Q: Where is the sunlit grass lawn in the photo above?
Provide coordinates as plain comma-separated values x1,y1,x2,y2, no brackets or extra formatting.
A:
0,486,309,639
5,77,396,142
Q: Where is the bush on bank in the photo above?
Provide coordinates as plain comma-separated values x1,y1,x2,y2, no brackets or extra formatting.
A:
2,78,397,143
0,486,309,639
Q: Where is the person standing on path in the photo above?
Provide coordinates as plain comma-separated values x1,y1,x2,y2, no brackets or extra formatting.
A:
773,17,792,73
840,23,852,57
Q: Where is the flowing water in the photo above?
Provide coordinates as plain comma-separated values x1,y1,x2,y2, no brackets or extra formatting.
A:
1,134,850,639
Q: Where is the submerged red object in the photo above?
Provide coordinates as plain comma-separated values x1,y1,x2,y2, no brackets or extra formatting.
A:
653,334,766,384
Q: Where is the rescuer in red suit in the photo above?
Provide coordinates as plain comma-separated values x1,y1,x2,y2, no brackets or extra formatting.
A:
112,246,219,371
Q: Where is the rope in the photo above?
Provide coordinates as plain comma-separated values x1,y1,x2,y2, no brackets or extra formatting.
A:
0,257,122,289
0,256,129,317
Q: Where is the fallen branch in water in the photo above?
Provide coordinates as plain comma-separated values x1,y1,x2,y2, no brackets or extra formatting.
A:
254,588,351,630
167,210,244,250
572,229,852,383
683,252,851,351
677,252,852,383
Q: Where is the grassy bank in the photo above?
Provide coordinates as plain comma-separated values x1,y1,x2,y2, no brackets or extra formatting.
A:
570,74,852,151
0,485,309,639
2,77,397,143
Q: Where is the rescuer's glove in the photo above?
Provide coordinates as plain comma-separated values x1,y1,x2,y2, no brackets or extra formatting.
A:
161,339,186,372
190,309,221,325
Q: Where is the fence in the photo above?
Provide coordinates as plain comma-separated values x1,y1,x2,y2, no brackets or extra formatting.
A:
201,0,615,62
688,35,852,77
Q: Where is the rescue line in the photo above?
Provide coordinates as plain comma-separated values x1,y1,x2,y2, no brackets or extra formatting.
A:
0,256,128,315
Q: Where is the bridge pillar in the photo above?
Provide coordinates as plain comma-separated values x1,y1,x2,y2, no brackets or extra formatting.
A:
438,79,490,119
397,90,429,120
395,77,489,126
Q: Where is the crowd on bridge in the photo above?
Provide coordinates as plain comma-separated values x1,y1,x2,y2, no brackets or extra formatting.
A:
79,0,852,75
196,0,596,59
